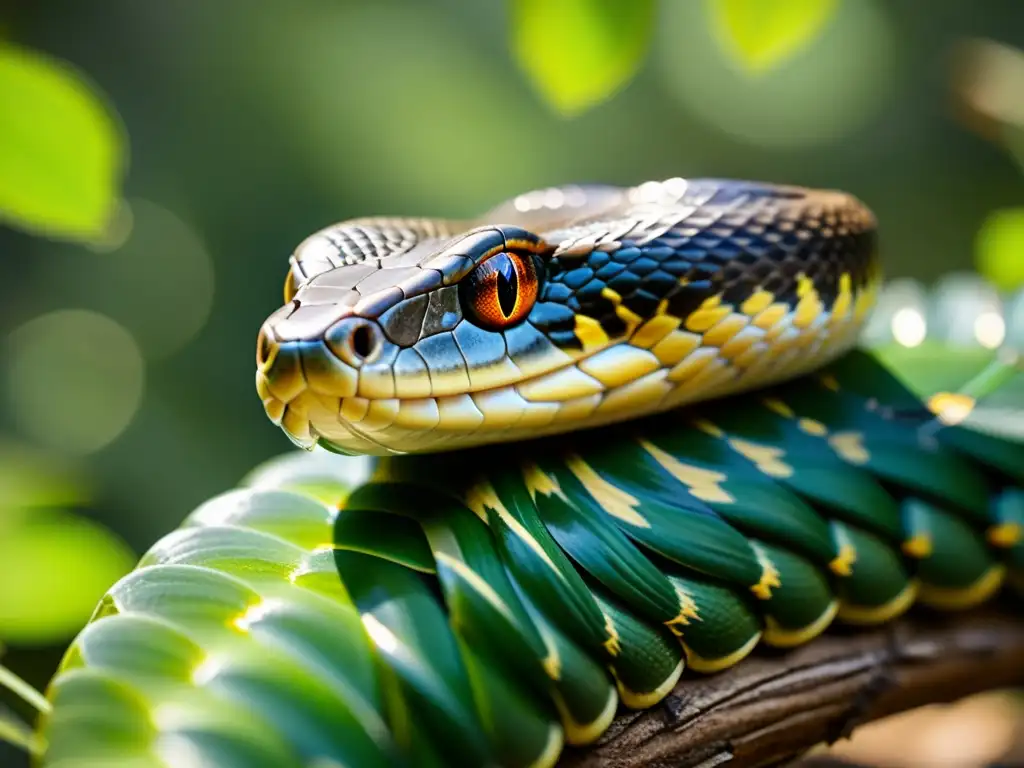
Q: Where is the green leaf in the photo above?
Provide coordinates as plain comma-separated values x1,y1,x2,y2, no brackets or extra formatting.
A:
870,343,1002,401
0,510,136,644
975,207,1024,290
510,0,655,115
0,42,127,242
707,0,839,74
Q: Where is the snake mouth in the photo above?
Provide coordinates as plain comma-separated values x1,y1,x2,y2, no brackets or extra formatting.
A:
255,331,610,455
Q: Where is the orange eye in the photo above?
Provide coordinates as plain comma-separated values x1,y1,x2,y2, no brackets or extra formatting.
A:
460,251,539,330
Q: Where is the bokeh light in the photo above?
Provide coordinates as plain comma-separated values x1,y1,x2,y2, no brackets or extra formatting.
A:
657,0,895,148
974,207,1024,291
83,197,135,254
928,272,1005,347
892,307,927,348
861,278,929,347
47,198,215,360
5,309,145,456
829,690,1023,768
973,311,1006,349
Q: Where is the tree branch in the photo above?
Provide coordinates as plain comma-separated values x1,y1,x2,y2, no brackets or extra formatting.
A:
558,602,1024,768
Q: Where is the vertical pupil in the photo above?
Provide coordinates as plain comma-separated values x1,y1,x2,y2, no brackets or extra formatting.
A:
496,255,519,318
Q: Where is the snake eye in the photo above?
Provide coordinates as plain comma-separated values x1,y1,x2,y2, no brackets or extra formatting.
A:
460,251,540,330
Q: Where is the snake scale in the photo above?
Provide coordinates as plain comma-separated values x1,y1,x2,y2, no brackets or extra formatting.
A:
38,179,1024,768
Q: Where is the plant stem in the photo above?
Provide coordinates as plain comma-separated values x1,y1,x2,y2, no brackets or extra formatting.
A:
0,705,40,755
0,664,50,716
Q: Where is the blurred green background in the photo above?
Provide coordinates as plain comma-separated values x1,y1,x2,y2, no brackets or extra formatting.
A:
1,0,1024,764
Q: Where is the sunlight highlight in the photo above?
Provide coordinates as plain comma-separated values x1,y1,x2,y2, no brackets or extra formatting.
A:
232,599,278,632
191,656,223,686
974,311,1006,348
360,613,399,655
892,308,927,347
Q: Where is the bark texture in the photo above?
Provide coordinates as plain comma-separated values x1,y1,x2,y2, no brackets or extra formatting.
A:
559,602,1024,768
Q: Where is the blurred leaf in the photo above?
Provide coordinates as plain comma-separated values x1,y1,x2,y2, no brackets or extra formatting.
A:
975,207,1024,291
0,43,126,243
0,510,135,644
951,39,1024,173
951,39,1024,149
707,0,839,74
872,342,1001,400
511,0,655,115
870,344,1024,443
660,0,892,148
0,441,89,516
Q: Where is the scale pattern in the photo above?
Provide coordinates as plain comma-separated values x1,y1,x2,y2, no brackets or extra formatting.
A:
36,180,1024,768
534,193,876,346
40,349,1024,768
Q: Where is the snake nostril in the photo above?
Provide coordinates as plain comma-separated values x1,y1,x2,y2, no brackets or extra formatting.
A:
351,323,377,361
327,317,384,367
257,326,275,368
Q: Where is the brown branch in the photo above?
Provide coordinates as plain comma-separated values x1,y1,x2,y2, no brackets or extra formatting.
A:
558,601,1024,768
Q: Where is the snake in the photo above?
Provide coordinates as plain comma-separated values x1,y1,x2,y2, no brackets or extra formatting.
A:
256,179,879,456
38,179,1024,768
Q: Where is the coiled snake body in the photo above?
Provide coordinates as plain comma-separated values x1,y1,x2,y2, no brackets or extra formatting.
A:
39,179,1024,768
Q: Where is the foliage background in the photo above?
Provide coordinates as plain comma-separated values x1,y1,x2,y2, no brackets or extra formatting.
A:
1,0,1023,765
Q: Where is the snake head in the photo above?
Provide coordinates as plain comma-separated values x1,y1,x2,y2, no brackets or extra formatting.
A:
257,181,880,456
257,222,583,455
